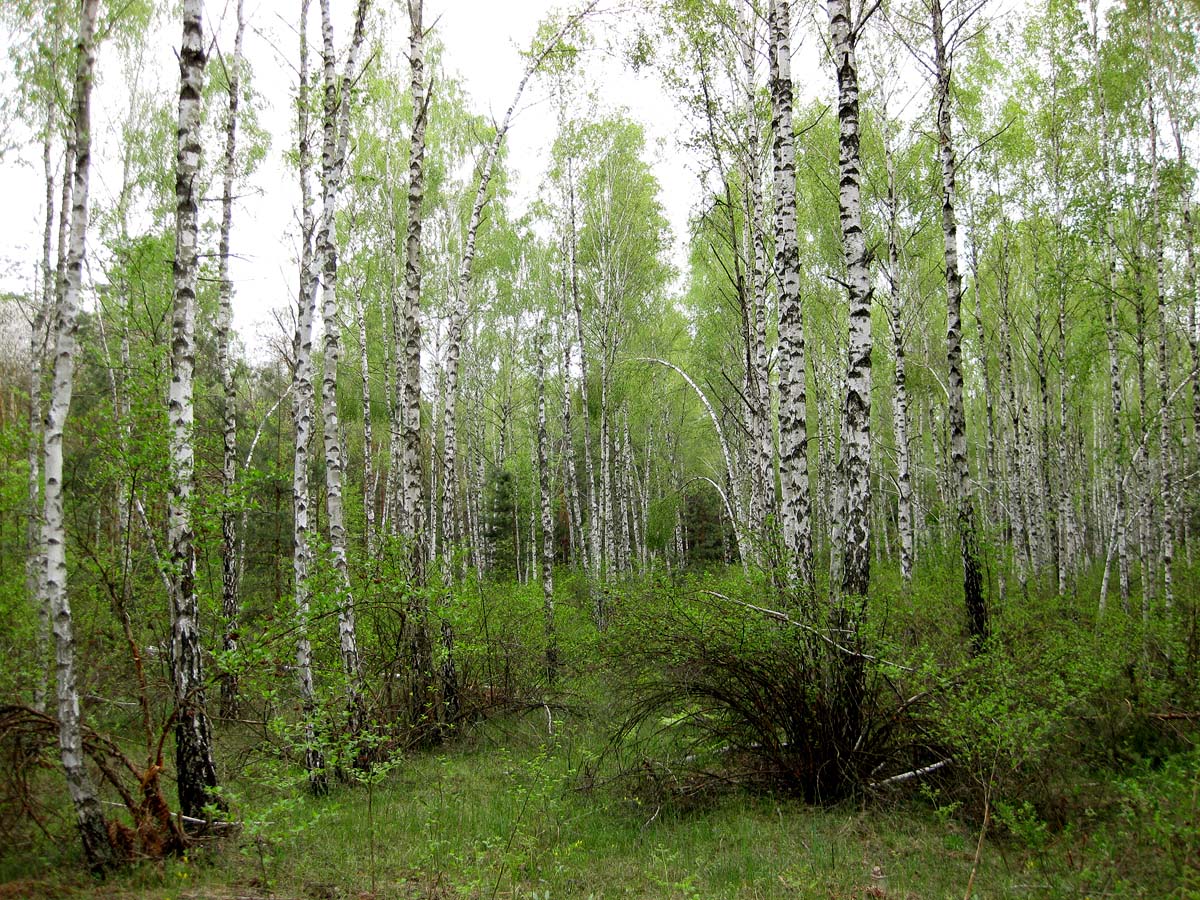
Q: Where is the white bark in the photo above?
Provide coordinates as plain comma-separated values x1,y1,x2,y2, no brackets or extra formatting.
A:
537,323,557,682
831,0,872,600
217,0,246,719
768,0,813,590
29,102,56,715
358,299,377,555
931,0,986,648
42,0,115,868
884,133,914,587
316,0,369,730
400,0,427,568
292,0,325,790
170,0,220,819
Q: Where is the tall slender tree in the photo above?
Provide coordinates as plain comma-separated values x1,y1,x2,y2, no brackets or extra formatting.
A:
41,0,117,870
217,0,247,719
169,0,221,819
930,0,987,649
769,0,813,592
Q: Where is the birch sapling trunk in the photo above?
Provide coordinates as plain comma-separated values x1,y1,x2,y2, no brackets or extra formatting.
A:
996,224,1032,590
170,0,222,819
537,323,558,683
831,0,872,601
217,0,246,719
1135,257,1154,618
29,104,56,715
359,300,377,554
884,133,914,588
738,8,769,546
292,0,326,791
561,309,585,566
1147,59,1174,612
1167,103,1200,459
569,171,601,585
931,0,987,649
316,0,370,733
768,0,813,592
42,0,116,869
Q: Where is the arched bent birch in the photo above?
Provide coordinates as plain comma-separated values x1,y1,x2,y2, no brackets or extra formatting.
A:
169,0,221,820
634,357,747,567
41,0,116,870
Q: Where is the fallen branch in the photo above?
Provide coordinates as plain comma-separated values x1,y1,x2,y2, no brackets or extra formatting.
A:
868,759,950,789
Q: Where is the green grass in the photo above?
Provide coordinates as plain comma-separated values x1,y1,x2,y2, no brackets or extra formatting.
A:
5,708,1196,899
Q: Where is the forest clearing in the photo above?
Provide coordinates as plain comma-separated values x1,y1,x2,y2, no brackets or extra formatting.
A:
0,0,1198,895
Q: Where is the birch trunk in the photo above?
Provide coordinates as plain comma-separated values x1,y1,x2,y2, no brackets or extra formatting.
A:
569,175,601,582
884,134,914,588
29,104,56,715
42,0,115,868
316,0,369,732
402,0,433,721
217,0,246,719
931,0,987,649
996,224,1032,591
292,0,325,791
170,0,221,819
831,0,872,600
1167,99,1200,460
1147,62,1174,612
401,0,427,567
537,324,558,682
359,299,377,554
561,314,584,566
738,8,769,545
599,346,614,577
768,0,813,591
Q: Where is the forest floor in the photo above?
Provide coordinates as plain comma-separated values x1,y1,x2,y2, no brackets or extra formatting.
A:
2,707,1195,899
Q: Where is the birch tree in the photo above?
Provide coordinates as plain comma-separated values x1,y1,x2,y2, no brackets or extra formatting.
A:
40,0,117,869
217,0,246,719
830,0,873,599
291,0,325,791
930,0,987,648
315,0,370,732
168,0,221,819
769,0,814,591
